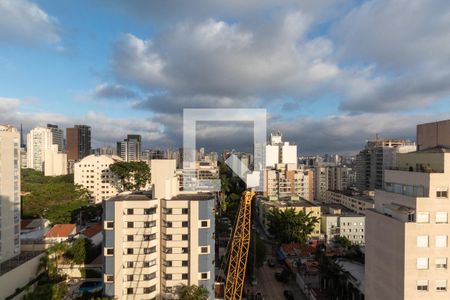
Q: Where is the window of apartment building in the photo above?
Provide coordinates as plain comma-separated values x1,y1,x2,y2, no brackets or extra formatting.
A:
164,208,173,214
182,221,188,227
127,248,134,255
182,208,189,214
144,234,156,241
127,208,134,215
417,235,429,248
165,221,173,228
144,207,157,215
182,248,189,253
436,235,447,248
182,235,188,241
126,288,133,295
200,246,209,254
106,275,114,282
201,273,209,279
436,280,447,291
144,286,156,294
436,188,448,198
127,235,134,242
164,247,172,254
201,220,209,228
417,280,428,291
417,257,429,270
436,212,448,223
127,222,134,228
165,274,172,280
144,272,156,280
127,275,134,281
417,212,430,223
126,261,134,268
182,261,188,267
182,273,188,280
164,260,173,267
436,257,447,269
105,221,114,229
144,247,156,254
144,221,156,228
105,248,114,256
144,260,156,267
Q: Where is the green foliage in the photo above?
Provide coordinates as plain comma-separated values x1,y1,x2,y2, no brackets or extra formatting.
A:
65,238,100,264
24,281,68,300
267,208,319,244
177,284,209,300
110,161,150,191
318,255,352,300
79,267,102,278
21,169,89,224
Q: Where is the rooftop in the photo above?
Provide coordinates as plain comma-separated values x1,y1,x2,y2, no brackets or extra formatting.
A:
170,193,215,201
45,224,76,238
110,191,154,201
81,223,103,238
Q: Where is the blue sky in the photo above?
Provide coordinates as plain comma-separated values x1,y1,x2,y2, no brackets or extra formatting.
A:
1,0,450,154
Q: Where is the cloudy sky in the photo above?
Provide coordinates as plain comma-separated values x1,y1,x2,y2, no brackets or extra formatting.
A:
1,0,450,154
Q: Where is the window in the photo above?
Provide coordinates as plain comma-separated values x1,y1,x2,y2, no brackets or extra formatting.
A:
127,288,133,294
127,275,134,281
182,208,189,214
127,235,134,242
417,257,429,269
417,280,428,291
182,261,188,267
165,234,173,241
201,221,209,228
127,248,134,255
436,280,447,291
164,208,173,214
201,273,208,279
144,207,156,215
127,222,134,228
165,274,172,280
182,273,188,279
144,273,156,280
436,235,447,248
126,261,134,268
144,286,156,293
106,248,114,255
144,260,156,267
182,235,188,241
437,188,448,198
144,234,156,241
436,257,447,269
182,248,189,253
165,221,173,228
200,246,209,254
417,212,430,223
127,208,134,215
164,260,172,267
144,247,156,254
436,212,448,223
106,275,114,282
106,221,114,229
417,235,429,248
182,221,188,227
144,221,156,228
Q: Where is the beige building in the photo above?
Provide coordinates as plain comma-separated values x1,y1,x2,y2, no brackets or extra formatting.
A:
0,125,21,263
26,126,54,171
44,144,68,176
326,190,374,215
74,154,122,203
103,160,215,300
263,165,313,201
256,197,321,238
320,205,365,245
366,148,450,299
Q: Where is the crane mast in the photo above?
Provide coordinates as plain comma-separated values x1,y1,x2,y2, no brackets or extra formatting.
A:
224,190,255,300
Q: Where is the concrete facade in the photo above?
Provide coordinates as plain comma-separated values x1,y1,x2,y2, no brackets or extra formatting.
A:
417,119,450,151
325,190,375,215
263,165,313,201
26,126,53,171
44,144,68,176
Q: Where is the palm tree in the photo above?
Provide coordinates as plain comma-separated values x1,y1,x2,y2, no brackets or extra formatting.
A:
177,284,209,300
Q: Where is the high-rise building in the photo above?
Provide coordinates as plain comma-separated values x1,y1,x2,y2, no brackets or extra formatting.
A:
365,148,450,299
417,119,450,151
263,165,314,201
103,160,215,300
355,139,416,191
74,154,122,203
44,144,68,176
117,134,142,162
0,125,21,263
66,125,91,161
47,124,64,152
265,132,297,168
26,126,53,171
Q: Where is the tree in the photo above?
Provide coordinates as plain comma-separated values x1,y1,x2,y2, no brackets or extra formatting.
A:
177,284,209,300
66,238,95,264
267,208,319,244
110,161,150,191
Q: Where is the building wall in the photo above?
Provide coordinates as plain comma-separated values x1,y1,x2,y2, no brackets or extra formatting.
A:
44,144,68,176
66,127,79,161
26,127,53,171
417,119,450,150
0,125,21,263
326,190,374,215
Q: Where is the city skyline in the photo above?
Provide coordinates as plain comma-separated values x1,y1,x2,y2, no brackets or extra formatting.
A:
1,1,450,154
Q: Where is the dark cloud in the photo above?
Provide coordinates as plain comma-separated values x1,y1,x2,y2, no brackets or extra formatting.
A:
93,83,139,99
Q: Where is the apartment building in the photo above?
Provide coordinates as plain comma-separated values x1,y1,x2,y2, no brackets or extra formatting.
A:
263,165,313,201
326,190,374,215
117,134,142,162
47,124,64,152
256,197,321,238
26,126,53,171
320,205,365,245
44,144,67,176
0,125,21,263
366,148,450,299
103,160,215,300
66,125,91,161
265,132,297,168
74,154,122,203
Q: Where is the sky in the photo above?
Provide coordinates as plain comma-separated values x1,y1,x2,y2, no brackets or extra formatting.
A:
1,0,450,155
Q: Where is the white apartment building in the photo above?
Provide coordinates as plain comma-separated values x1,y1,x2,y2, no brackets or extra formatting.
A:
103,160,215,300
74,154,122,203
320,205,365,245
263,164,313,201
0,125,21,263
44,144,67,176
265,132,297,168
26,126,53,171
366,148,450,299
326,190,375,215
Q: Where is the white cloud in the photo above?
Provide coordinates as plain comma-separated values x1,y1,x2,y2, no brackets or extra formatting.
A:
0,0,60,45
0,97,21,113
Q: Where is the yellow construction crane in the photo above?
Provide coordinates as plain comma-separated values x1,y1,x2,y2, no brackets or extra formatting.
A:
224,190,255,300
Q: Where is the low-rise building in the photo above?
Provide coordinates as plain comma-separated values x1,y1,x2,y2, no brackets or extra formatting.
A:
320,205,365,245
326,190,374,215
80,223,103,246
263,165,314,201
44,224,77,244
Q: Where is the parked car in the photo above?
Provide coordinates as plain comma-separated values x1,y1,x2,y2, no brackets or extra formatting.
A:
283,290,294,300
